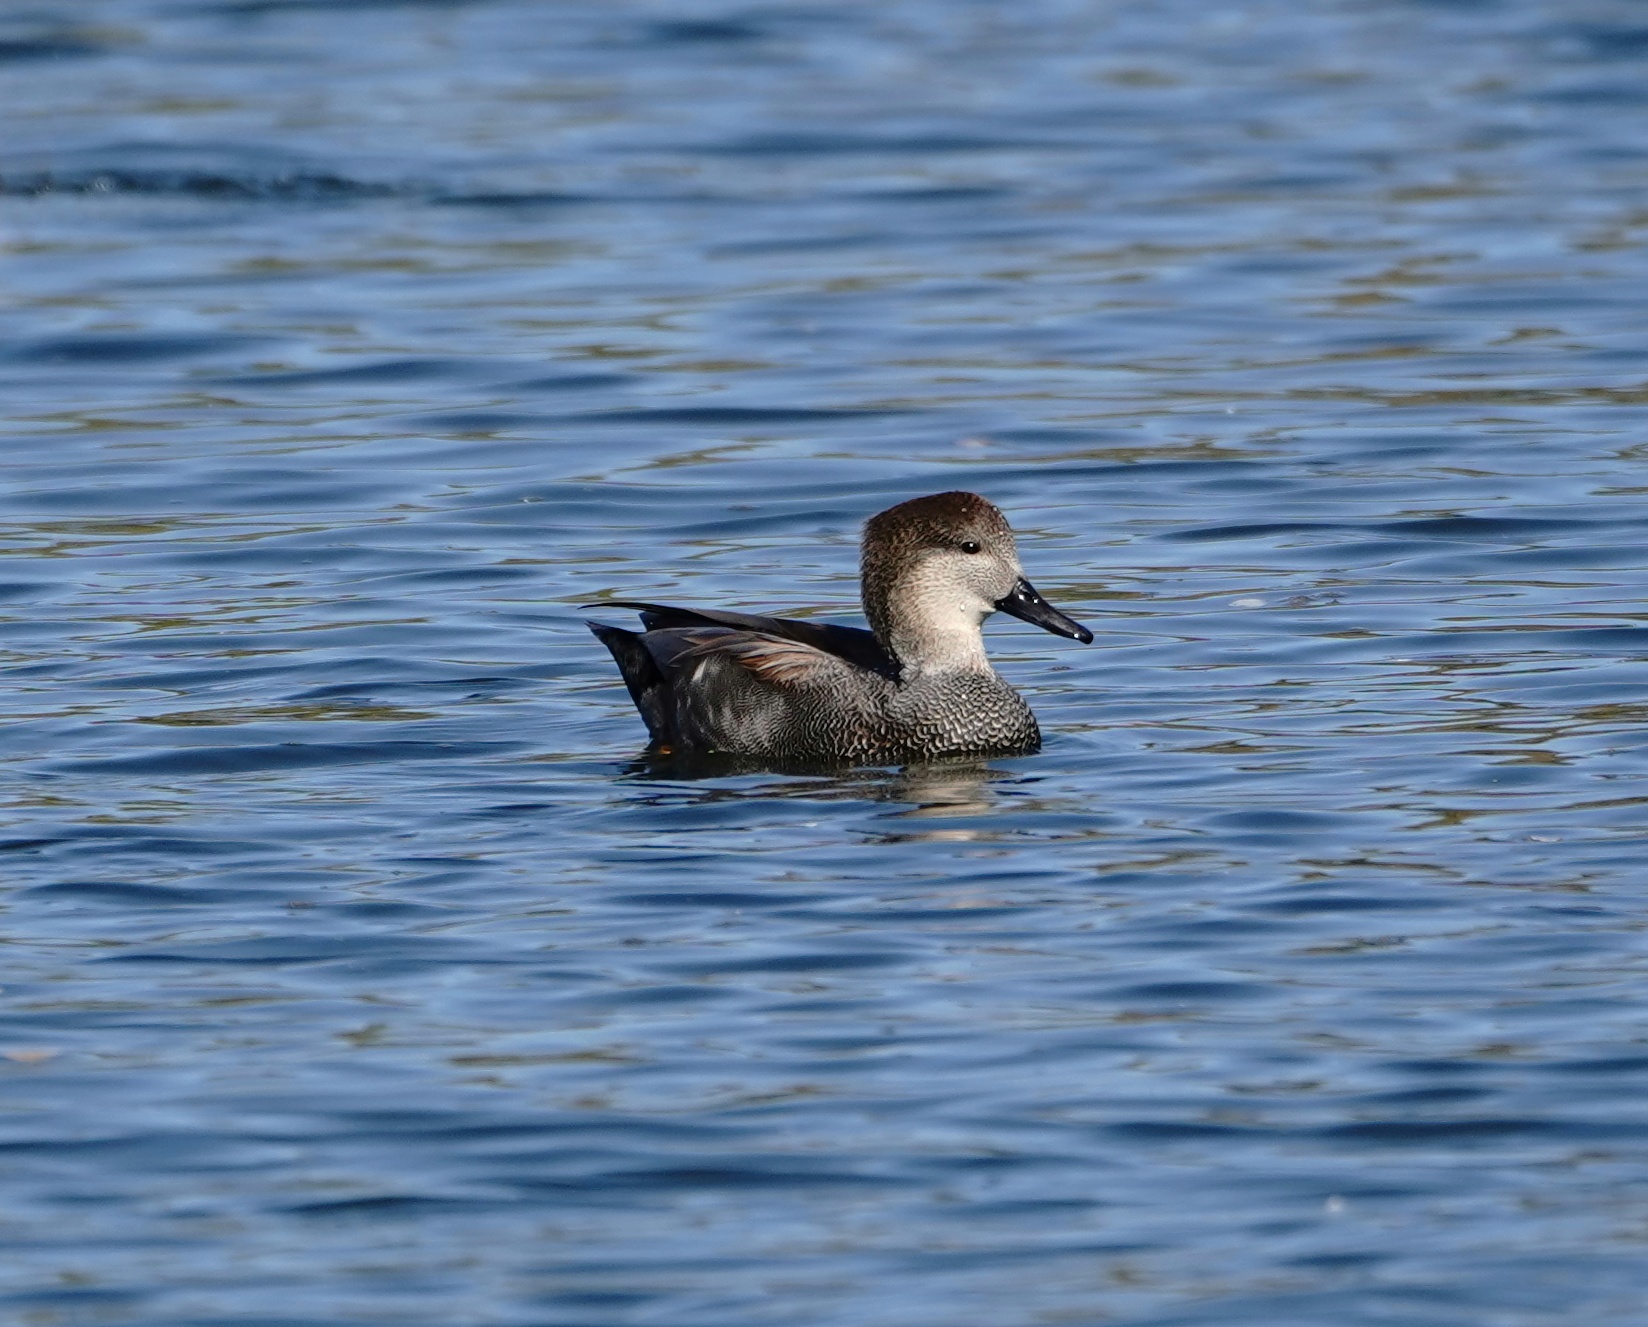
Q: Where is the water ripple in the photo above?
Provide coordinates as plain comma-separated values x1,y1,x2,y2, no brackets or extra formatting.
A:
5,0,1648,1324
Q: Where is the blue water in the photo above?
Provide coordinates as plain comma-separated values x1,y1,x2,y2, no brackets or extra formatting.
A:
5,1,1648,1323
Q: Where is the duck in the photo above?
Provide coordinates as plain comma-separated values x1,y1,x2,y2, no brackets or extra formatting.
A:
586,491,1091,765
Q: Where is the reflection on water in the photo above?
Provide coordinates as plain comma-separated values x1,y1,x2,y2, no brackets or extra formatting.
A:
5,0,1648,1324
880,760,997,818
620,754,1001,812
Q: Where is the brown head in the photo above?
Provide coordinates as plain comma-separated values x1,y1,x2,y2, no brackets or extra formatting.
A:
860,492,1091,675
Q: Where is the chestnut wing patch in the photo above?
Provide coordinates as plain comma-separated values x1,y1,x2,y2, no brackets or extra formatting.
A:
692,632,846,689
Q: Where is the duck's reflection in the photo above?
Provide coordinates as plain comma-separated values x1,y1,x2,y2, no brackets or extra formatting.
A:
870,760,1002,843
883,759,996,817
616,750,1008,834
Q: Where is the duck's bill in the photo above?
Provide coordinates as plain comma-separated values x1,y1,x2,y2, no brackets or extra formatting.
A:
994,577,1094,643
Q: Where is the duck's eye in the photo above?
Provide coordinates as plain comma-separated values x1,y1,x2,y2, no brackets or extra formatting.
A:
960,540,982,554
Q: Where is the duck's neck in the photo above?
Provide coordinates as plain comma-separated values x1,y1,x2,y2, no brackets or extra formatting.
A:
869,589,994,681
893,626,992,681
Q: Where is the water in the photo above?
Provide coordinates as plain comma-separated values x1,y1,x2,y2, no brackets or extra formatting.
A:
5,1,1648,1323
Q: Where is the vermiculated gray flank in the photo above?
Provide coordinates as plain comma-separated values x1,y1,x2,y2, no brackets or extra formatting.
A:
588,492,1092,764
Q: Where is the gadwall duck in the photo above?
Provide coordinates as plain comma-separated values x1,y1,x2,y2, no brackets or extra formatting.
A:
587,492,1091,764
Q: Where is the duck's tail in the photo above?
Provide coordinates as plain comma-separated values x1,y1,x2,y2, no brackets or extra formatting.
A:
587,621,672,745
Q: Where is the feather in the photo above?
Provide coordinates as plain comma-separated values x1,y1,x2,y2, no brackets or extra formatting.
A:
591,601,897,679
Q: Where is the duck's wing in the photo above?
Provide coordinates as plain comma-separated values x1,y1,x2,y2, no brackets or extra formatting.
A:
588,616,857,752
596,600,898,680
638,626,881,756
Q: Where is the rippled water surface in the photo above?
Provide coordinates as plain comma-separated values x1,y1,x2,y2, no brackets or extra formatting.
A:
6,1,1648,1323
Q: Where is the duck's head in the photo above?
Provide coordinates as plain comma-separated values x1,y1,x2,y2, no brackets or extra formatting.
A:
860,491,1092,674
